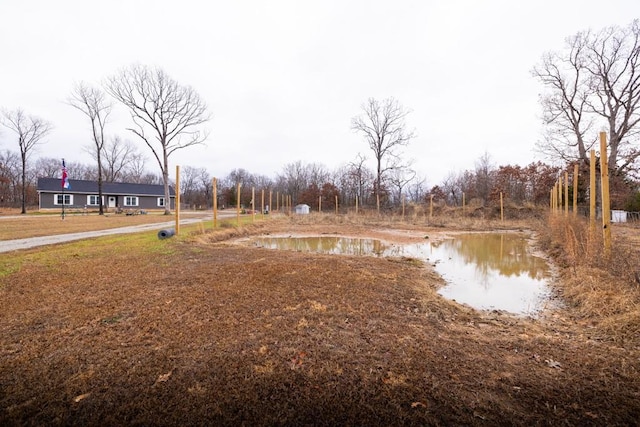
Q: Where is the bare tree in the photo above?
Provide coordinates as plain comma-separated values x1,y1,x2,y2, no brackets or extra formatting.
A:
277,161,310,205
105,64,211,214
1,109,52,213
533,20,640,175
222,168,256,208
532,33,595,165
344,153,374,205
351,97,415,207
68,82,112,214
34,156,63,178
442,171,462,206
99,136,145,182
66,161,99,181
406,174,427,203
122,151,150,183
197,167,213,208
474,152,496,205
180,165,202,209
387,165,416,205
0,150,20,207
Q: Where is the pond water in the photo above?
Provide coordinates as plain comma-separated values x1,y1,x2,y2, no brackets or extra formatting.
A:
250,233,552,316
402,234,552,316
253,236,386,256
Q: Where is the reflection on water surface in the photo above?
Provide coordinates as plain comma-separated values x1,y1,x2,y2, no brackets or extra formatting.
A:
253,236,386,256
423,233,551,316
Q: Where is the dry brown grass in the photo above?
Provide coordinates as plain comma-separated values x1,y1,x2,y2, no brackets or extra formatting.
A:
537,214,640,346
0,212,182,240
290,208,537,233
1,213,639,425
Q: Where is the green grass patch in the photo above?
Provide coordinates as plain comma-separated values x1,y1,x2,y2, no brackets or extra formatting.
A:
0,257,22,280
0,228,178,281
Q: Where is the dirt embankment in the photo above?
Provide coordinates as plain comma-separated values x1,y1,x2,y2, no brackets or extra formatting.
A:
0,217,639,426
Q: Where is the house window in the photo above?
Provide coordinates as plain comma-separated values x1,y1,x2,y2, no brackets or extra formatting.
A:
54,194,73,206
87,195,103,206
124,196,139,207
157,197,166,207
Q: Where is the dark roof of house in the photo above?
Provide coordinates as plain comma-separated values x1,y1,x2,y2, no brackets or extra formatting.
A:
37,178,175,196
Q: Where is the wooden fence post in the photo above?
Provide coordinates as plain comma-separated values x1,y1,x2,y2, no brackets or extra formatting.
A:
557,178,562,213
600,132,612,254
573,164,579,217
236,182,241,227
212,177,217,228
564,172,569,216
590,149,596,235
175,165,180,235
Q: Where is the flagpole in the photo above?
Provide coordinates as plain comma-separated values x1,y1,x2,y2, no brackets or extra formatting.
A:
61,158,66,220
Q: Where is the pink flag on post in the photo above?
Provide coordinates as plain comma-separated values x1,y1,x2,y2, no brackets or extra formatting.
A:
61,160,70,189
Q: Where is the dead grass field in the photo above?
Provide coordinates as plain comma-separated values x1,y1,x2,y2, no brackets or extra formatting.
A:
1,212,639,426
0,211,181,241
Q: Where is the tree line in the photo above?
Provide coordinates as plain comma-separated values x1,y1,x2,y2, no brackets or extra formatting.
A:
1,146,638,212
2,20,640,213
0,149,581,212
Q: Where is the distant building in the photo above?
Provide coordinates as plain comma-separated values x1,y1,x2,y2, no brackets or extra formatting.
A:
37,178,175,211
611,210,627,223
294,204,310,215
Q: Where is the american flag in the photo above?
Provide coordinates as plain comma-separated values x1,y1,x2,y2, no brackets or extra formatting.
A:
61,159,70,189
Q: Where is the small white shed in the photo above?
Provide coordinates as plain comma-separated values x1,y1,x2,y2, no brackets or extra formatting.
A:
294,204,310,215
611,210,627,223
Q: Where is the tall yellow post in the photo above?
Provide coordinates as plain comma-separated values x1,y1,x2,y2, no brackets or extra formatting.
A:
600,132,612,254
573,164,579,217
251,187,255,223
500,192,504,222
236,182,241,227
335,195,339,214
355,195,358,214
276,191,279,211
212,177,218,228
564,172,569,216
175,165,180,235
269,190,272,215
557,178,562,212
319,195,322,212
261,189,265,220
590,150,596,234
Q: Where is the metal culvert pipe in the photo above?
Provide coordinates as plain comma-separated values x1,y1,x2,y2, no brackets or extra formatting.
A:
157,229,176,239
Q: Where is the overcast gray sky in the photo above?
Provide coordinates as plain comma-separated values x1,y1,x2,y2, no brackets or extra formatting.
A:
1,0,639,186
